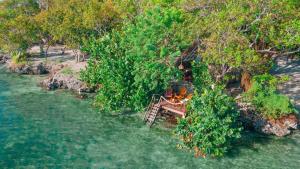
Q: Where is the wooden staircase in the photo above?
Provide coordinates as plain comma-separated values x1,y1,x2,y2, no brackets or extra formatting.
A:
144,95,161,127
143,94,188,127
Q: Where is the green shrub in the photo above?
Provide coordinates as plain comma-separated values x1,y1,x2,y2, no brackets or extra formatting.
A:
175,63,242,158
11,51,27,65
81,31,133,111
61,67,73,75
245,74,297,119
246,74,278,96
257,94,296,119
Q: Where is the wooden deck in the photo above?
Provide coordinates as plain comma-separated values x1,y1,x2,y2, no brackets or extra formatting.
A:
160,101,186,117
144,96,188,127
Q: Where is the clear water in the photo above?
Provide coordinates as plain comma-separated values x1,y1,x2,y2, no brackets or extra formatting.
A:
0,67,299,169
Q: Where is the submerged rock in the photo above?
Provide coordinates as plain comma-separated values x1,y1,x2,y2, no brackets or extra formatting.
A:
238,101,298,136
0,55,8,64
33,62,49,75
11,64,34,74
255,114,298,137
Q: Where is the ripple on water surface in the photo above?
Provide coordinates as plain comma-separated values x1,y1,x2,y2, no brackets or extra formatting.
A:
0,69,300,169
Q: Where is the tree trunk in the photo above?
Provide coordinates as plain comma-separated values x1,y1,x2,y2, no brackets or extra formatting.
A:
241,72,252,92
61,47,66,55
45,45,50,58
73,50,79,63
39,42,44,57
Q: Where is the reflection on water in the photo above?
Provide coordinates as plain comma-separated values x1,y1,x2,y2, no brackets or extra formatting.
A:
0,68,299,168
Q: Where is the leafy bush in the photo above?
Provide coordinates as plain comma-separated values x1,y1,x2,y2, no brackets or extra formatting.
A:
175,63,242,158
258,94,297,119
245,74,297,119
11,51,27,65
81,31,133,111
246,74,278,95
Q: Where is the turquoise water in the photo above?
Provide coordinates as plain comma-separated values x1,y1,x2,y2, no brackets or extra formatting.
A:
0,67,300,169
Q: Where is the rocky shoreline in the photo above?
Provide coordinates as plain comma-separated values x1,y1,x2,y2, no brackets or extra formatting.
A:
1,46,94,96
40,65,94,93
238,100,299,137
8,62,49,75
1,50,299,137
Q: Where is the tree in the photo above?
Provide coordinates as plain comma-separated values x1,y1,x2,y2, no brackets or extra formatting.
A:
0,0,41,53
35,0,126,61
182,0,300,82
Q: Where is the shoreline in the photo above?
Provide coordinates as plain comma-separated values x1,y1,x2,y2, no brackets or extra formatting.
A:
1,45,94,96
1,47,299,137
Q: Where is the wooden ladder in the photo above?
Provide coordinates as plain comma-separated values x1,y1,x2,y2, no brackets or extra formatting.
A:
144,95,161,127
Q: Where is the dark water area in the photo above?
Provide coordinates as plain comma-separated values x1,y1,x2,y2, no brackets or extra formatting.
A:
0,66,299,168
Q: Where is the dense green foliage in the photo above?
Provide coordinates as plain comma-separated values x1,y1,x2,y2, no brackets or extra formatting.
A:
0,0,299,158
1,0,299,65
81,7,189,111
185,0,300,81
245,74,298,119
0,0,135,56
122,7,189,110
35,0,125,50
81,10,243,155
175,63,241,157
81,31,133,111
0,0,41,52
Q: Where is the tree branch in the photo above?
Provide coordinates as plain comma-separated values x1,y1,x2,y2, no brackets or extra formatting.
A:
256,48,277,55
257,48,300,58
281,48,300,56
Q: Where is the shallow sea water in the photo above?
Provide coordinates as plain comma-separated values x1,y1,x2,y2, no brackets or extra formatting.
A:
0,67,299,169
